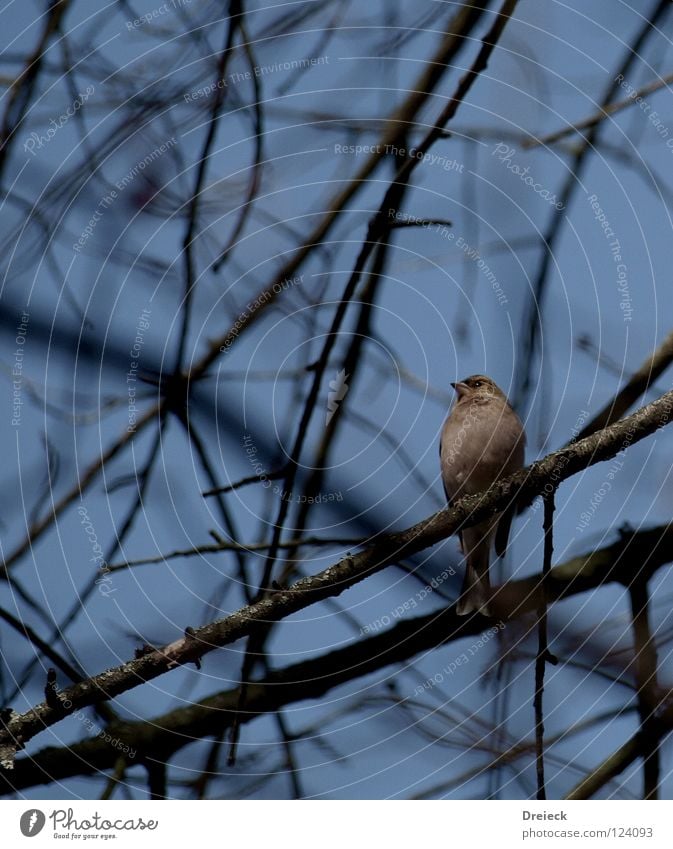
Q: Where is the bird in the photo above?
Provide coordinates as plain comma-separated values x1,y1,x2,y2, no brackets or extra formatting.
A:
439,375,525,616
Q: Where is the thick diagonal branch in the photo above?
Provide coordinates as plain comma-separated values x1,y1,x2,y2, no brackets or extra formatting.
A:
574,328,673,442
0,388,672,766
192,0,493,377
4,519,673,793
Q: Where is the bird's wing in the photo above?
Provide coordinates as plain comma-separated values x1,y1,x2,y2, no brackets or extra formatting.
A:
494,502,515,558
439,435,452,504
440,435,465,553
495,420,526,555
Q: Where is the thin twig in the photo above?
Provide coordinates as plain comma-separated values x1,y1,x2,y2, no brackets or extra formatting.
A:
99,757,126,801
534,491,556,800
5,518,673,794
228,0,521,763
1,403,159,576
574,328,673,442
177,0,242,369
628,580,661,799
107,535,365,572
195,0,493,374
525,70,673,149
202,467,284,497
0,0,71,178
1,388,673,767
513,0,671,411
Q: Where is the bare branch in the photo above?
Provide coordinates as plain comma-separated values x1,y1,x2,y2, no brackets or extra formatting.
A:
5,518,673,793
574,328,673,442
534,492,557,800
108,535,366,572
193,0,494,375
629,581,661,799
525,71,673,149
1,388,672,767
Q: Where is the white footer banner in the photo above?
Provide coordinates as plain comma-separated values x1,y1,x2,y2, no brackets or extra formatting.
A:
0,800,670,847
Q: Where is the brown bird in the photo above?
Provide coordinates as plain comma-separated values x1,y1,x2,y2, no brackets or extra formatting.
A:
440,375,525,616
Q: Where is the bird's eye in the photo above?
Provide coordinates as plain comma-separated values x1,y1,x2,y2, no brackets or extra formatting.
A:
473,381,482,388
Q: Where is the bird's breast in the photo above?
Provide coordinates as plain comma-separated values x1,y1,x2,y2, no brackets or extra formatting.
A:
440,400,524,498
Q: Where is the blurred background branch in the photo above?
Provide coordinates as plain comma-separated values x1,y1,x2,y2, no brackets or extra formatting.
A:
1,0,672,800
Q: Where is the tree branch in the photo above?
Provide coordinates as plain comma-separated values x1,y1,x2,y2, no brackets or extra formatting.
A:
5,518,673,793
525,70,673,149
534,492,556,799
0,388,672,768
628,581,660,799
566,719,672,801
574,328,673,442
513,0,671,410
193,0,493,375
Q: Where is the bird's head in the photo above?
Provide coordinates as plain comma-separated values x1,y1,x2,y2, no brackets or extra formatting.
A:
451,374,507,404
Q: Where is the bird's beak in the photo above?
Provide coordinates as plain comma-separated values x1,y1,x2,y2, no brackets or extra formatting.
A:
451,381,469,398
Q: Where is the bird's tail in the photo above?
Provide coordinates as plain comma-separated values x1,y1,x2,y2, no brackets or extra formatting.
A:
456,527,492,616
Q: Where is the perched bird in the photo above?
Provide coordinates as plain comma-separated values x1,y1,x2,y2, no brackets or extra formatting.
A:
440,375,525,616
